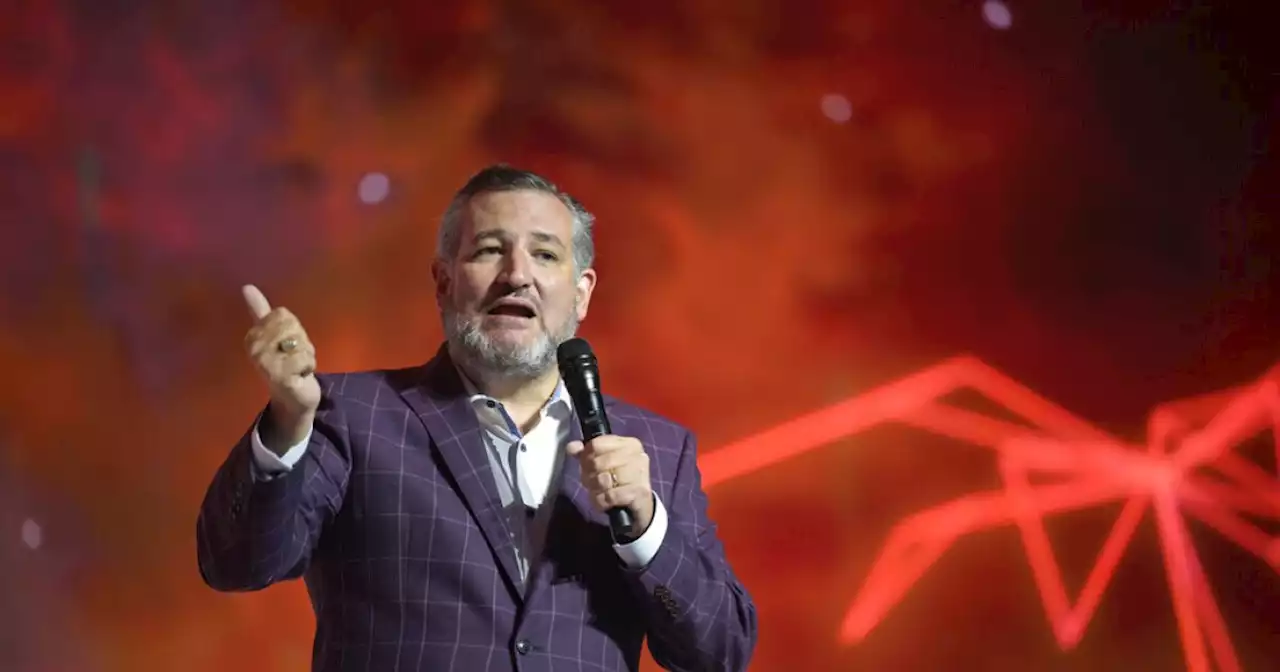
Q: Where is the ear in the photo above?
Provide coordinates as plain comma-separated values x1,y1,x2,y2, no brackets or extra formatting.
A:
431,259,450,308
574,268,597,321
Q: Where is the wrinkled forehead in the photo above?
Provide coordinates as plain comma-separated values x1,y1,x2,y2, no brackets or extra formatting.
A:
461,189,575,245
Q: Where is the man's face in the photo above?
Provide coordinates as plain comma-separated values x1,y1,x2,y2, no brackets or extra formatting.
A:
433,189,596,379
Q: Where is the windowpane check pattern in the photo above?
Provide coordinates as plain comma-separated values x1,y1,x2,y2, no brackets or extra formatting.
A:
197,346,758,671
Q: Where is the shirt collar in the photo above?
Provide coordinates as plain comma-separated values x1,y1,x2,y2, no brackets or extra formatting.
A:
453,365,572,435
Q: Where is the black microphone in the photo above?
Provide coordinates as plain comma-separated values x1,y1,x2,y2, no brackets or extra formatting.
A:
556,337,635,539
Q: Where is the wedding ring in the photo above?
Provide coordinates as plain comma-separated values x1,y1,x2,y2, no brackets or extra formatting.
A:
608,471,619,489
278,337,299,353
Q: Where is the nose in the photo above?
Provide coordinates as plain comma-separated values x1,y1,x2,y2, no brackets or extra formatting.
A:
498,248,533,289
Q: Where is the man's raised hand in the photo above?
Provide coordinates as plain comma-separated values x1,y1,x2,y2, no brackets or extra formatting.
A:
241,284,320,449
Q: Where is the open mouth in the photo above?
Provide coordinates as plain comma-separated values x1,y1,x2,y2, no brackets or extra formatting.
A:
486,303,537,319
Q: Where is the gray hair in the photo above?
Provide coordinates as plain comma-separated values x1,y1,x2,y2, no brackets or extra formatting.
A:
435,164,596,273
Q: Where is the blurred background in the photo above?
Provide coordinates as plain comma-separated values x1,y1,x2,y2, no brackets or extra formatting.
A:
1,0,1277,669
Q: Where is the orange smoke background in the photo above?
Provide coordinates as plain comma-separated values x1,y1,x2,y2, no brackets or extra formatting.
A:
2,0,1278,670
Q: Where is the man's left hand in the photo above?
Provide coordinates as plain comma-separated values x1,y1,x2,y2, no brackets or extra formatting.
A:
567,435,655,535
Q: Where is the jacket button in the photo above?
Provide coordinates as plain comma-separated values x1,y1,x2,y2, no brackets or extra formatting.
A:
515,639,532,655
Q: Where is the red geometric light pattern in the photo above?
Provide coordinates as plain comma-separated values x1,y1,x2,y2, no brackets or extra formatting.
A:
699,356,1280,672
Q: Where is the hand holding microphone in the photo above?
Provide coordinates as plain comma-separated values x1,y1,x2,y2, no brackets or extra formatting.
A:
558,338,654,541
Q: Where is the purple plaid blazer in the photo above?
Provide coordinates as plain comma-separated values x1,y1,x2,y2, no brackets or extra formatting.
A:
197,346,757,671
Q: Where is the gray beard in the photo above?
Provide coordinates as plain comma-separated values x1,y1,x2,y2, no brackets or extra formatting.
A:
442,304,580,381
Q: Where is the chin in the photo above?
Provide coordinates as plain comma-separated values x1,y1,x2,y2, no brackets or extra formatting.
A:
482,327,537,345
483,331,547,356
446,311,560,371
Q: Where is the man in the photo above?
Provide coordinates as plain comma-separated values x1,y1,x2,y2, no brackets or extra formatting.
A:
196,165,758,671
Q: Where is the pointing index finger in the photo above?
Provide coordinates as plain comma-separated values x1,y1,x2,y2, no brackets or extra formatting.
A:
241,284,272,321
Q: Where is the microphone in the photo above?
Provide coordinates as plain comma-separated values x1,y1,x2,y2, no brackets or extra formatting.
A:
556,337,635,539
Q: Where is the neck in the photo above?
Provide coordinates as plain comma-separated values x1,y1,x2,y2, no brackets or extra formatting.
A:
449,346,560,407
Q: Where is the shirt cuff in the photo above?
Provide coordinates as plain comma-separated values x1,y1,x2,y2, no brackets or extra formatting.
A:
249,419,312,481
613,494,669,569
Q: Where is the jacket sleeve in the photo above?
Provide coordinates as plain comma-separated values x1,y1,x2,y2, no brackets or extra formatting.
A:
196,395,351,592
628,431,758,672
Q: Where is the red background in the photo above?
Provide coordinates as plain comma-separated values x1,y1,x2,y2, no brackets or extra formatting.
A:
1,0,1277,669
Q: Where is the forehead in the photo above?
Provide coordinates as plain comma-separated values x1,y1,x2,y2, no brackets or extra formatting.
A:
462,189,574,242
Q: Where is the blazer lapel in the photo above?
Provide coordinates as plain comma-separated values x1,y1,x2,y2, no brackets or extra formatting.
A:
524,403,621,603
396,347,524,601
560,418,599,522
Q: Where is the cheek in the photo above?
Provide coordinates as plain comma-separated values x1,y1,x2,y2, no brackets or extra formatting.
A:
543,288,576,316
449,275,490,308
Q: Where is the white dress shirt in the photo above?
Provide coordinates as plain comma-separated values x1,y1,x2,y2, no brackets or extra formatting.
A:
248,374,668,585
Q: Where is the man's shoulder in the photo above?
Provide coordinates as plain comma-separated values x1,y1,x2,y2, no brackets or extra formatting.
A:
605,395,692,447
314,365,426,401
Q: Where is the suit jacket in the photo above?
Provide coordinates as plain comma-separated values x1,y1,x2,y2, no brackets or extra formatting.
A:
196,346,758,671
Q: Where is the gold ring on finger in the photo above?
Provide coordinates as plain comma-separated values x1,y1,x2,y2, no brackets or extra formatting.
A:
608,470,619,489
278,337,299,353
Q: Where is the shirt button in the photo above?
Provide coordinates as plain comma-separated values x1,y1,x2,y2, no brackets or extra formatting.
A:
519,444,527,452
485,400,497,408
515,639,532,655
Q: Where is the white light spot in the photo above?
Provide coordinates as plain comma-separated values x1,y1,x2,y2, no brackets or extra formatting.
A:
21,519,41,550
820,94,853,124
982,1,1012,30
357,172,390,205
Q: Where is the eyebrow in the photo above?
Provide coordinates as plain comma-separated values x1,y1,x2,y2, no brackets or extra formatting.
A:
471,229,566,248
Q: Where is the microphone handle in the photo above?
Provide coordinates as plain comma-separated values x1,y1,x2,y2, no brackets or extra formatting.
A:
582,417,636,539
608,507,635,540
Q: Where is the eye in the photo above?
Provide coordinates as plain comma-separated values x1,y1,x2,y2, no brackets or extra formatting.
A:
533,250,559,262
472,246,501,258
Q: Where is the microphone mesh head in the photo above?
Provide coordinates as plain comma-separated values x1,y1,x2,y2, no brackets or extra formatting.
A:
556,337,594,364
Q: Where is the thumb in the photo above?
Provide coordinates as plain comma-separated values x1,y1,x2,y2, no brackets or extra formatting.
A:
565,440,585,456
241,284,272,321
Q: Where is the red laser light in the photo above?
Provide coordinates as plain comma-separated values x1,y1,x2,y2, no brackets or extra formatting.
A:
701,355,1280,672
